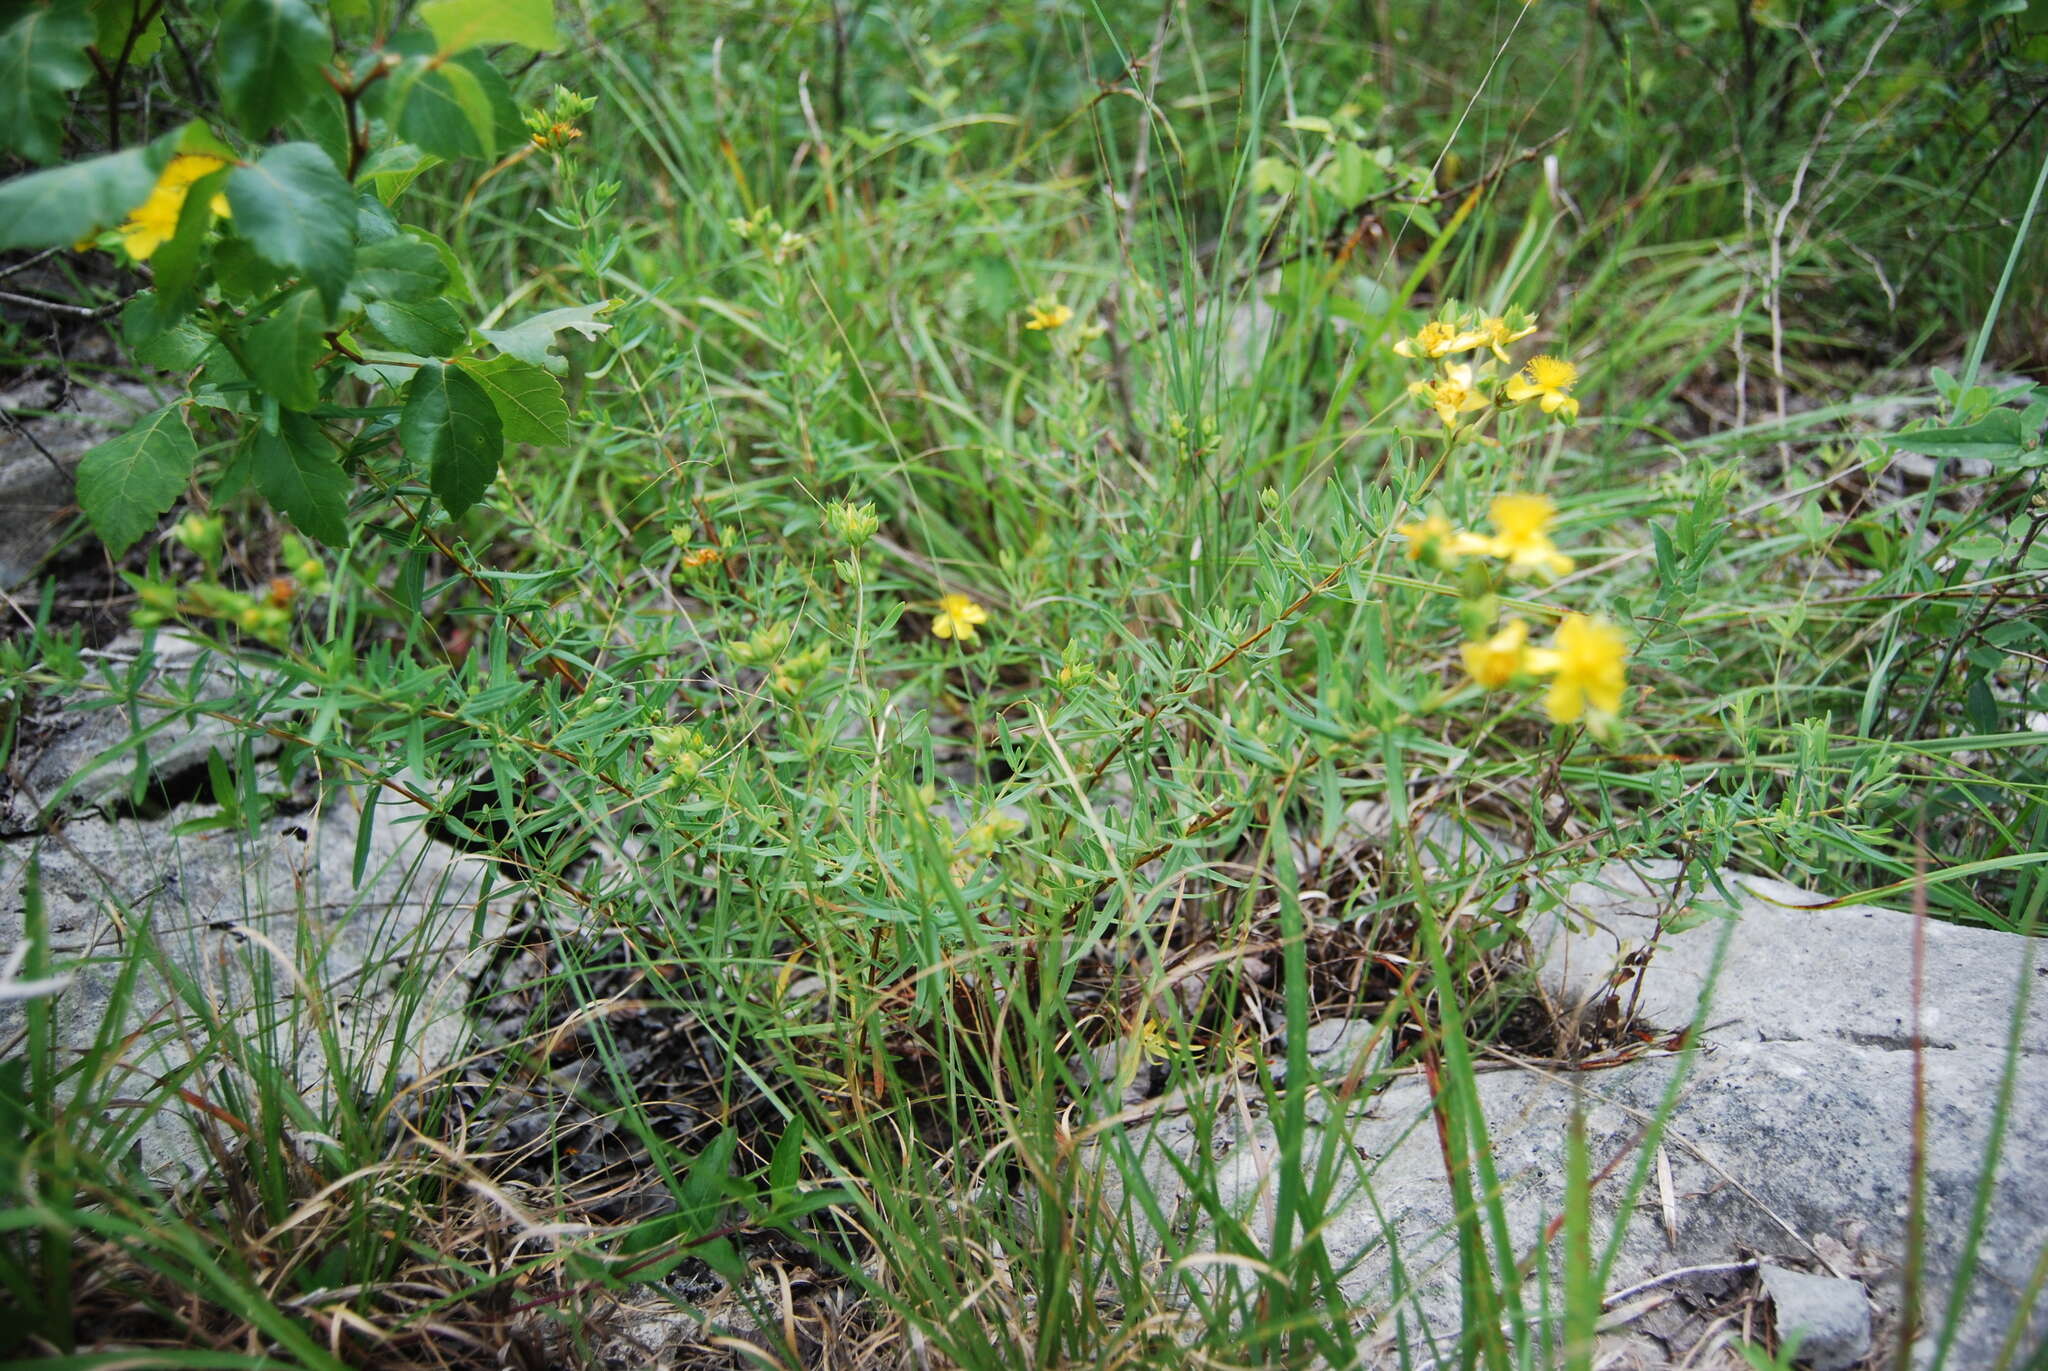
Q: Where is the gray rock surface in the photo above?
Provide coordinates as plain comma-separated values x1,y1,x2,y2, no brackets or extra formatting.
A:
0,376,160,588
1759,1264,1872,1370
1,631,281,837
1085,859,2046,1369
0,778,503,1178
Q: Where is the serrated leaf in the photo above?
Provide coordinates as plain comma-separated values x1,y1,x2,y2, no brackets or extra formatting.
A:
1885,409,2028,462
250,412,350,545
0,6,93,165
418,0,560,53
402,361,502,518
364,295,465,355
0,144,163,251
461,354,567,445
355,234,449,301
218,0,331,134
226,142,356,313
245,288,332,411
479,302,615,373
75,406,196,556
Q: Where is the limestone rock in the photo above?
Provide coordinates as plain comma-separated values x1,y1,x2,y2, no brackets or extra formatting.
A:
1085,860,2047,1369
0,783,505,1178
0,631,282,837
0,376,161,589
1759,1264,1872,1371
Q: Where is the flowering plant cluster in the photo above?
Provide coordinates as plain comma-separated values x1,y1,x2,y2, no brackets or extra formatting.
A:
1393,306,1628,735
1394,304,1579,436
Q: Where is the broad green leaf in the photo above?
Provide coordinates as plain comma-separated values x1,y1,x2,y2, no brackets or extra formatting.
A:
417,0,560,53
244,288,332,411
0,6,93,164
0,144,163,251
401,361,503,518
226,142,356,313
462,354,568,445
218,0,330,134
250,412,350,545
395,59,498,160
147,166,228,321
360,141,443,204
123,293,212,368
364,296,465,356
91,0,165,63
211,235,286,301
75,406,197,556
1886,409,2030,463
479,302,616,374
355,234,449,301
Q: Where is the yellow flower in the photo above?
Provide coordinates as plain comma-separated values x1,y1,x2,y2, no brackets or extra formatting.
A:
1483,493,1575,578
1504,354,1580,421
1023,297,1073,331
118,153,232,261
931,593,989,642
1522,614,1628,724
1408,362,1489,428
1393,317,1490,360
1479,313,1537,362
1461,618,1530,688
1395,510,1491,565
1396,510,1456,561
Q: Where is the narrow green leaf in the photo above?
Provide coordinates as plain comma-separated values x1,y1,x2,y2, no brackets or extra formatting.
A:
401,361,503,518
364,296,465,356
0,145,162,251
461,354,568,445
479,302,616,374
75,406,197,556
225,142,356,313
244,289,332,411
250,413,351,546
355,234,449,301
417,0,560,53
217,0,331,134
0,6,94,164
1886,409,2029,462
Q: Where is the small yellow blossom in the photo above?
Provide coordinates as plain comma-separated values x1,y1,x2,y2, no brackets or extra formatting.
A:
1522,614,1628,724
1479,313,1538,362
1461,618,1530,688
1408,362,1489,428
1393,317,1490,360
1023,297,1073,331
931,593,989,642
118,154,232,261
963,809,1025,856
1395,510,1491,565
1483,493,1575,578
1396,510,1457,561
1504,354,1580,421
